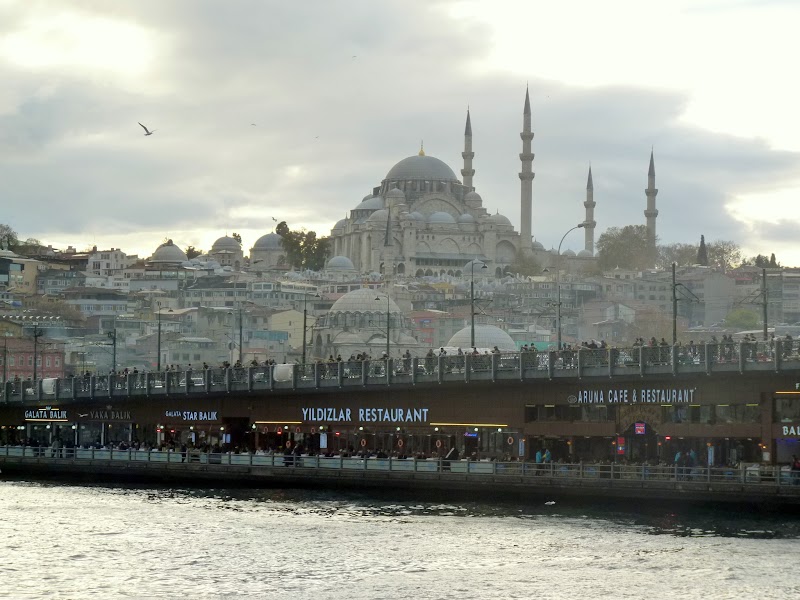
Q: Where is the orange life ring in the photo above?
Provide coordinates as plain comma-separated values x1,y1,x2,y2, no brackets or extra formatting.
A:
360,438,367,447
435,439,442,448
397,439,404,448
507,436,514,446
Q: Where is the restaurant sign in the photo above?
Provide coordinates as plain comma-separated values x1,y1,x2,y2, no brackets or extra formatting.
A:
301,407,430,423
164,410,219,422
569,387,697,405
25,406,69,421
782,425,800,436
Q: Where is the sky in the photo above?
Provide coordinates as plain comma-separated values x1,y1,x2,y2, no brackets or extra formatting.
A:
1,0,799,265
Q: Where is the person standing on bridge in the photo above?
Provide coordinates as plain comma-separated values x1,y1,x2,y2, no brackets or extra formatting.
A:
791,454,800,485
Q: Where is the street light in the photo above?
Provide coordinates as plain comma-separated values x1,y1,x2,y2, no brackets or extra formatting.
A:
467,260,488,348
554,223,585,351
375,293,391,358
32,323,43,381
301,290,320,365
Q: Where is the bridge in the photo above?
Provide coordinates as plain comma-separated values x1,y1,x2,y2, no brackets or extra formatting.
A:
3,340,798,403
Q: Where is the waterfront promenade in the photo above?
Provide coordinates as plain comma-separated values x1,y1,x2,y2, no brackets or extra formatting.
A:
3,444,800,505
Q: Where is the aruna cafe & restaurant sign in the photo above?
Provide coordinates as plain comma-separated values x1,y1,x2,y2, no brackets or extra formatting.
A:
569,386,698,405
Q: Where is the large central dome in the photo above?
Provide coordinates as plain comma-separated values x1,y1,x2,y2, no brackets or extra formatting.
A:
385,155,458,182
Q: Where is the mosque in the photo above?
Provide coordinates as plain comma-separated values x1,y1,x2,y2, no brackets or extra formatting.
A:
326,88,660,279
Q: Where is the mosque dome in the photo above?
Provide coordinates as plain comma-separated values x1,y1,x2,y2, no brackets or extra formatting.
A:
531,241,545,251
578,249,593,258
326,256,356,271
487,213,512,226
447,325,517,351
385,187,406,200
330,288,401,314
332,219,347,231
354,196,384,211
563,249,576,257
385,155,458,182
428,211,457,225
408,211,425,222
457,213,475,223
464,191,483,204
253,232,283,250
368,208,389,223
463,260,488,275
211,236,242,252
150,239,188,264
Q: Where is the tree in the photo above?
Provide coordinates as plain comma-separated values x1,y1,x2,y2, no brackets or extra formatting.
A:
769,253,779,268
697,235,708,266
596,225,655,271
275,221,330,270
509,251,542,277
0,224,18,250
723,308,759,330
657,243,697,270
706,240,741,273
14,237,44,256
231,232,242,244
185,246,203,259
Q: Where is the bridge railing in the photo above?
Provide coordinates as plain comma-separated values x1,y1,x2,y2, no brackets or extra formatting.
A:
1,340,797,402
2,445,798,489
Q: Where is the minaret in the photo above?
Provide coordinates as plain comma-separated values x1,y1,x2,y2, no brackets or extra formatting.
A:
461,108,474,189
584,166,596,254
644,150,659,249
518,87,534,251
382,206,394,276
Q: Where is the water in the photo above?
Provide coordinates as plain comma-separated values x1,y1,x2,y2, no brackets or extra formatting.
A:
1,480,799,599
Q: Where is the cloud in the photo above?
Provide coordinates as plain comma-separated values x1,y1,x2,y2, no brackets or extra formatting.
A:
0,0,798,266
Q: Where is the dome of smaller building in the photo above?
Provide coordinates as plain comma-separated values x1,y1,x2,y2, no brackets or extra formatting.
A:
326,256,356,270
385,187,405,200
211,235,242,252
447,325,517,351
150,239,188,264
368,208,389,223
578,249,593,258
332,218,347,231
463,260,488,274
408,211,425,221
457,213,475,223
253,232,283,250
330,288,401,314
428,211,457,225
362,194,374,202
464,191,483,204
563,249,576,257
531,241,545,251
354,196,384,211
487,213,511,225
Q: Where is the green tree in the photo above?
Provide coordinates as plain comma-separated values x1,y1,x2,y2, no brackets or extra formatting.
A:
697,235,708,266
509,251,542,277
185,246,203,259
657,243,697,270
596,225,655,271
14,237,44,256
231,232,242,244
275,222,330,270
723,308,759,330
706,240,741,272
0,224,18,250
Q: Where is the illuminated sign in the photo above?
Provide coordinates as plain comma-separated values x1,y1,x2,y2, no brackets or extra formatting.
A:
634,422,646,435
570,387,696,405
782,425,800,436
301,407,429,423
164,410,218,421
24,407,68,421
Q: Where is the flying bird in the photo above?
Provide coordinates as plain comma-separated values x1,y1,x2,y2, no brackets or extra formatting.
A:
251,123,257,126
138,122,155,136
271,217,277,222
544,501,556,506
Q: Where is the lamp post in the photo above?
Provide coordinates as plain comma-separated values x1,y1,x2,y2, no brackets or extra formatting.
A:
468,260,488,348
301,290,320,365
156,301,162,372
32,323,43,380
554,223,585,351
375,293,391,358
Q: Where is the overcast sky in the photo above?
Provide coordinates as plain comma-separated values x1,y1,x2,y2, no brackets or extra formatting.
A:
1,0,798,265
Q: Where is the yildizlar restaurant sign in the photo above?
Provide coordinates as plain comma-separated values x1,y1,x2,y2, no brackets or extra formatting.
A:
569,386,698,405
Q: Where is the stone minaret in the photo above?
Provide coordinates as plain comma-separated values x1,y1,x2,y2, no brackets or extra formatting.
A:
461,108,474,189
519,87,534,251
644,150,658,249
584,166,596,254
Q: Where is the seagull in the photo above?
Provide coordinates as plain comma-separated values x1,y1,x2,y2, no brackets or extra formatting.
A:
271,217,277,222
138,122,155,136
544,501,556,506
251,123,257,126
